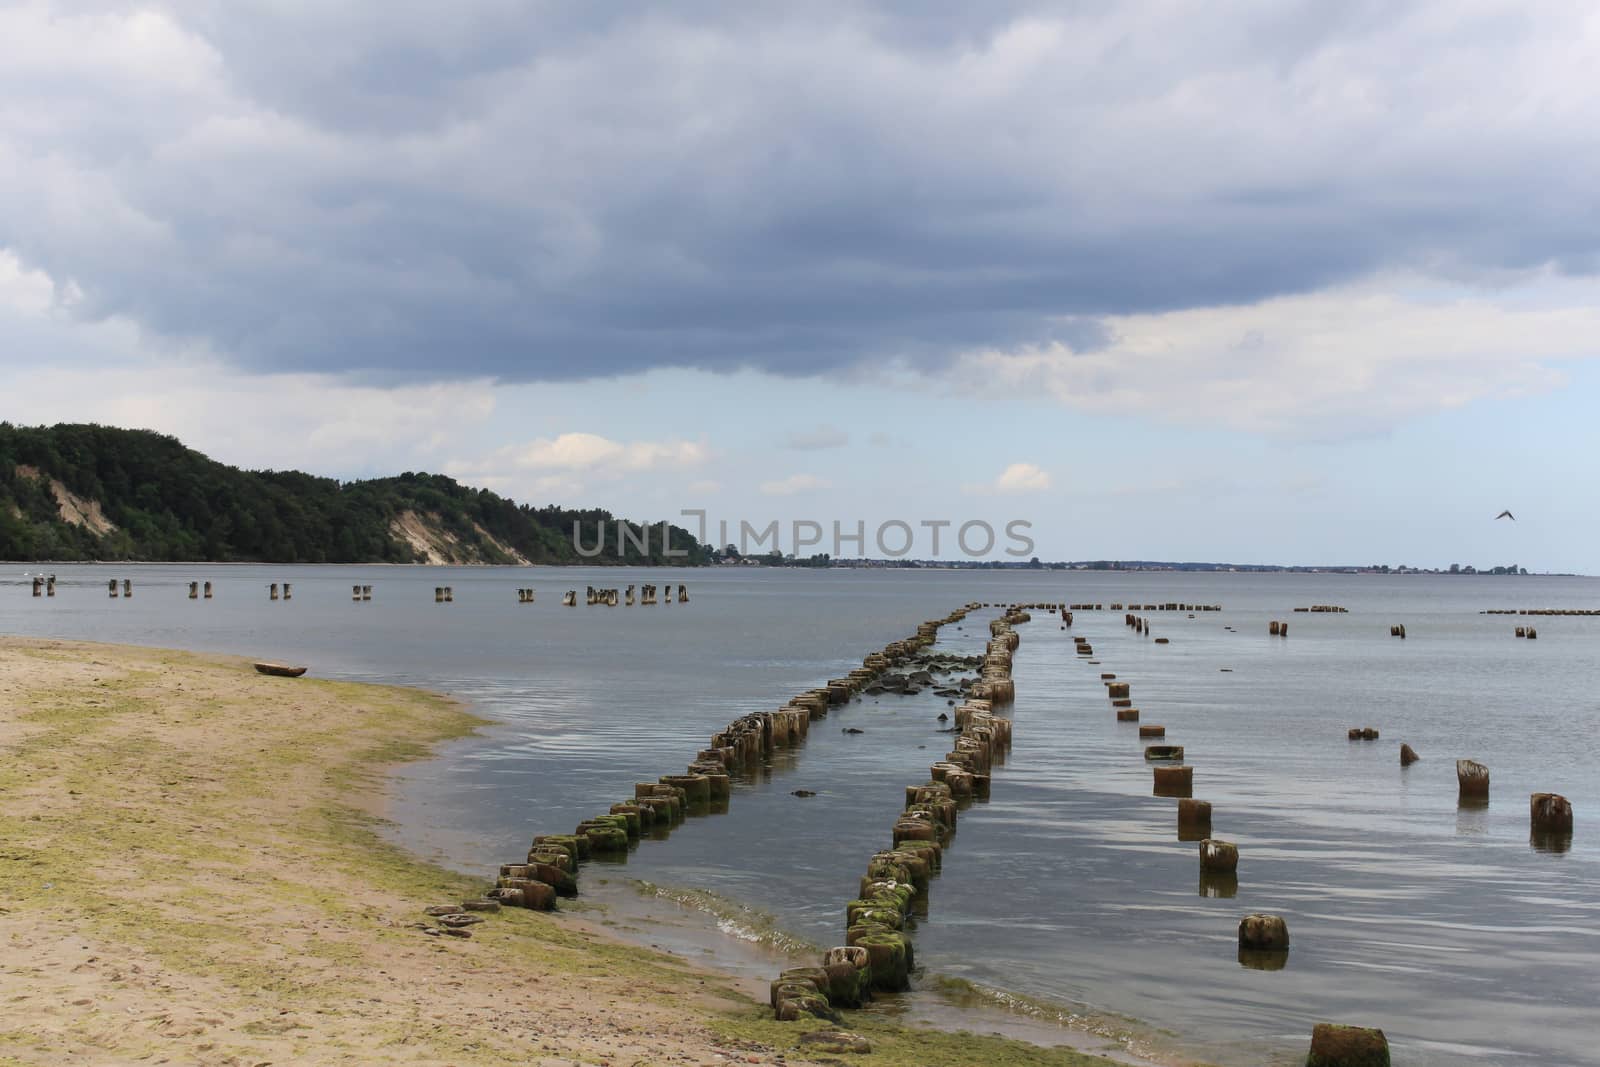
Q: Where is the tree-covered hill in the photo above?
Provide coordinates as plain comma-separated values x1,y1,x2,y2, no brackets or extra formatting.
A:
0,423,709,565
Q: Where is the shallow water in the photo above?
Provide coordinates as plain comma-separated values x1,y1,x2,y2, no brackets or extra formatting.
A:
5,564,1597,1064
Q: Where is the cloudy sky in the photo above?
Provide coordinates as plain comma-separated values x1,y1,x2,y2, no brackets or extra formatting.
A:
4,1,1598,569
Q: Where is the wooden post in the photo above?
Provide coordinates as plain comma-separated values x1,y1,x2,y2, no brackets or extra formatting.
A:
204,581,212,599
189,581,198,599
122,579,132,598
270,583,279,600
109,578,119,598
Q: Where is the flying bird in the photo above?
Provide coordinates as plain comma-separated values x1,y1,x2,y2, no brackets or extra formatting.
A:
1495,510,1515,521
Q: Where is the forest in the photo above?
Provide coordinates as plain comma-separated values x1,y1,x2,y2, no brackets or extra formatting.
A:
0,423,709,565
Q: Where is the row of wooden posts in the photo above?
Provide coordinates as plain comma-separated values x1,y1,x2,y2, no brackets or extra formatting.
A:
1070,602,1222,612
1085,604,1576,1061
483,602,991,937
33,580,686,606
771,605,1039,1020
1087,616,1385,1059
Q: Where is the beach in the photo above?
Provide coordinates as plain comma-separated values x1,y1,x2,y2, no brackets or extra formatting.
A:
0,637,1127,1067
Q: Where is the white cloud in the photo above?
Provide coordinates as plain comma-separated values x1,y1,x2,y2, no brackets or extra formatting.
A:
953,274,1600,437
993,462,1052,492
491,432,709,474
759,473,832,495
686,479,722,493
966,462,1052,494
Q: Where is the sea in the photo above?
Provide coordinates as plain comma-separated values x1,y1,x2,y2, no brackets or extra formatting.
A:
4,564,1597,1065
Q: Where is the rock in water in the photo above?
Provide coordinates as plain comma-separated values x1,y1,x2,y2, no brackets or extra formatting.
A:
1306,1022,1390,1066
1400,743,1419,766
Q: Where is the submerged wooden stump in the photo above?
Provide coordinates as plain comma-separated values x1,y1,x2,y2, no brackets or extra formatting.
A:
1177,798,1211,830
1139,724,1166,738
1199,838,1239,873
1153,764,1193,797
1238,913,1289,950
1145,744,1184,761
1400,743,1419,766
1306,1023,1390,1066
1116,708,1139,722
1457,759,1490,800
1530,792,1573,833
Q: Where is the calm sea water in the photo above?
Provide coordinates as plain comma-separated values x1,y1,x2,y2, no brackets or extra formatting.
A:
4,564,1597,1065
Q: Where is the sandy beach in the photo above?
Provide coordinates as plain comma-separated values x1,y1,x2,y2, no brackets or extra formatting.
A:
0,638,1134,1067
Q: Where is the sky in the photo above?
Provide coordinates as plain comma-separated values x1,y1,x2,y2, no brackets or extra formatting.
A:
3,1,1598,571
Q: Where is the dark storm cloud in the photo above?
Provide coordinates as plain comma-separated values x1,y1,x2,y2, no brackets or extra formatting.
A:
2,1,1596,383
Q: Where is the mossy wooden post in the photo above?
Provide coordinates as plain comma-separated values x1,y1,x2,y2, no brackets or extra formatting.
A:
122,578,132,598
270,582,279,600
46,576,56,596
108,578,118,598
188,581,198,599
283,582,292,600
678,584,688,602
1306,1023,1390,1066
32,577,43,597
1238,913,1289,950
203,580,212,599
434,586,443,603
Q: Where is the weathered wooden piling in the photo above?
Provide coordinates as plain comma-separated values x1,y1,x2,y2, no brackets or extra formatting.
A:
203,580,212,599
122,579,132,598
1177,798,1211,831
1530,792,1572,833
1153,764,1193,797
1145,744,1184,761
1200,838,1239,873
31,577,43,597
1139,724,1166,738
1306,1023,1390,1067
1238,913,1289,951
1116,708,1139,722
562,590,577,606
434,586,444,603
283,582,292,600
108,578,118,598
270,582,280,600
1457,759,1490,800
188,581,198,599
46,576,55,596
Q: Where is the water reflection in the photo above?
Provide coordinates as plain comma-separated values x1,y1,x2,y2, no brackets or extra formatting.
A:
1199,871,1239,898
1455,798,1490,836
1529,829,1573,854
1237,948,1289,971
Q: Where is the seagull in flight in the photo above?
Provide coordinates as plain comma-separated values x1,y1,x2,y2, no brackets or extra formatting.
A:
1495,510,1515,521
